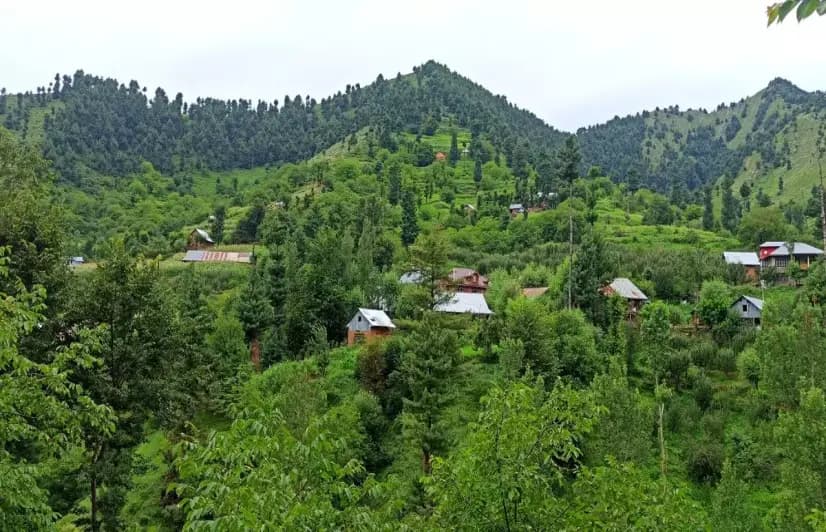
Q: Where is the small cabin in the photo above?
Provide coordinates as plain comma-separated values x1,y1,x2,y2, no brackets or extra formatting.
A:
509,203,525,217
187,228,215,250
347,308,396,345
601,277,649,318
731,296,763,326
723,251,760,282
68,256,85,266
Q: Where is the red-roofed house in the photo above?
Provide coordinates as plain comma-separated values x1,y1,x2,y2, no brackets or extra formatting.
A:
447,267,489,293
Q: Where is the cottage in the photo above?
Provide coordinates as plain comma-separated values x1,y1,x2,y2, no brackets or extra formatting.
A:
346,308,396,345
758,241,823,273
509,203,525,217
731,296,763,326
601,277,649,317
187,228,215,250
723,251,760,281
448,267,489,293
434,292,493,316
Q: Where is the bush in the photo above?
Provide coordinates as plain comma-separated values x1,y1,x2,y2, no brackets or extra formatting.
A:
714,347,738,373
737,347,761,387
689,340,717,368
665,396,701,434
687,441,725,484
693,372,714,412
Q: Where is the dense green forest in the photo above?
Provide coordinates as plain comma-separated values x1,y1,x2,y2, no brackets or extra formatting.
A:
4,59,826,531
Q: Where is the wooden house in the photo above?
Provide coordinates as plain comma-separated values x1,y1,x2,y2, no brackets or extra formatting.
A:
187,228,215,250
731,296,763,326
448,267,489,293
723,251,760,282
758,241,823,273
601,277,649,318
347,308,396,345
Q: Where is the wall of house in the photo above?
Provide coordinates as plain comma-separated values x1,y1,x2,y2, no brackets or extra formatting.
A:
732,301,761,320
347,327,392,346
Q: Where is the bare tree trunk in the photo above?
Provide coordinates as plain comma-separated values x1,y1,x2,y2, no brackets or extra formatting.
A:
91,473,98,532
658,402,667,478
819,158,826,253
250,335,261,372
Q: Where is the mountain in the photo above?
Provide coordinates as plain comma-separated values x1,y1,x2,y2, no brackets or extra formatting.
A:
577,78,826,202
0,61,567,184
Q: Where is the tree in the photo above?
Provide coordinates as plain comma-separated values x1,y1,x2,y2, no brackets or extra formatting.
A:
211,204,226,244
767,1,826,26
703,185,715,231
408,230,450,308
387,160,402,206
571,227,613,324
698,280,732,328
737,207,790,248
448,130,460,166
401,315,460,474
641,301,672,385
0,251,113,530
503,297,557,378
721,177,741,232
400,189,419,248
473,158,483,189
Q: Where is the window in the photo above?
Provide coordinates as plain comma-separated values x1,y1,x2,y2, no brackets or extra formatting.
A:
774,257,788,268
742,304,748,312
357,316,362,322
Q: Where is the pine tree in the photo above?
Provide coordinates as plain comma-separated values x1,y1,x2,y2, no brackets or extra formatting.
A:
473,158,483,189
401,314,460,474
449,130,460,166
211,204,226,244
387,161,402,206
702,186,715,231
401,189,419,248
721,178,740,232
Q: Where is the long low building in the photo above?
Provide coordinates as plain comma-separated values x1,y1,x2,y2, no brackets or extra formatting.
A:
182,250,252,264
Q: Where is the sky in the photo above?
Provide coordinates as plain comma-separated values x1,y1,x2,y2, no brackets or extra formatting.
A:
1,0,824,132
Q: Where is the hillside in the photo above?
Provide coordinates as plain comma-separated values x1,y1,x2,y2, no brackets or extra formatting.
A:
578,78,826,203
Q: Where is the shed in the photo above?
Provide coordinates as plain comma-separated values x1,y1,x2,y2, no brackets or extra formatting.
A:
601,277,648,317
509,203,525,217
731,296,763,326
434,292,493,316
347,308,396,345
188,228,215,250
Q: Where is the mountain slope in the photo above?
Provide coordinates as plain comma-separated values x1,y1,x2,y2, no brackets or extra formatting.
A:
1,61,567,184
577,78,826,200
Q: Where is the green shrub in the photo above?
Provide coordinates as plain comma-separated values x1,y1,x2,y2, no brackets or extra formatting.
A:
714,347,737,373
686,441,725,484
693,372,714,412
689,340,717,368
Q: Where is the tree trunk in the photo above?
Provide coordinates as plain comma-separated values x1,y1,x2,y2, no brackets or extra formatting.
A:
91,473,98,532
250,335,261,372
422,449,432,475
658,402,667,478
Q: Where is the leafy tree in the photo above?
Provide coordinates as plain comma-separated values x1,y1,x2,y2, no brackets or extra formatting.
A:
737,207,791,248
503,297,557,378
401,315,460,474
427,379,602,529
408,230,449,308
698,280,732,328
767,1,826,26
571,227,613,323
641,301,672,385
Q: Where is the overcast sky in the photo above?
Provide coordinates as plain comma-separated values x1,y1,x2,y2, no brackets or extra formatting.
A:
1,1,823,132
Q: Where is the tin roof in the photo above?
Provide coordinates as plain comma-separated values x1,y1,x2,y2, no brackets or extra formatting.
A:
723,252,760,266
605,278,648,301
763,242,823,257
434,292,493,315
733,295,764,311
399,271,424,284
354,308,396,329
193,228,214,243
182,250,252,263
509,203,525,210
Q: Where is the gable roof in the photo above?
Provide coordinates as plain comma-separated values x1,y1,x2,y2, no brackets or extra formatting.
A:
605,278,648,301
723,251,760,266
763,242,823,257
351,308,395,329
509,203,524,210
733,295,764,311
192,228,214,243
434,292,493,315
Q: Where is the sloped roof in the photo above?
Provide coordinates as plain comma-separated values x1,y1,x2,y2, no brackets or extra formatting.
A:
449,267,488,284
399,271,424,284
606,278,648,301
182,250,252,263
192,228,214,243
434,292,493,315
733,295,764,311
764,242,823,257
522,287,549,298
509,203,525,210
723,252,760,266
355,308,396,328
759,241,786,248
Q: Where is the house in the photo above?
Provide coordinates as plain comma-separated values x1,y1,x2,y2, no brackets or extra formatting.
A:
448,267,489,293
758,241,823,273
68,256,85,266
182,250,252,264
347,308,396,345
509,203,525,217
731,296,763,326
434,292,493,316
600,277,649,317
187,228,215,250
723,251,760,281
522,287,549,299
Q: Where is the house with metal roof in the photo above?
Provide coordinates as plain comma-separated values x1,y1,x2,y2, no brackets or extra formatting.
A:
448,267,489,293
723,251,760,281
731,296,763,326
434,292,493,316
347,308,396,345
600,278,649,318
509,203,525,217
187,228,215,250
758,241,823,273
182,250,252,264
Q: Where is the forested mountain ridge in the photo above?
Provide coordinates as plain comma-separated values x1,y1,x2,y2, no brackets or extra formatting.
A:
0,61,567,184
578,77,826,200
